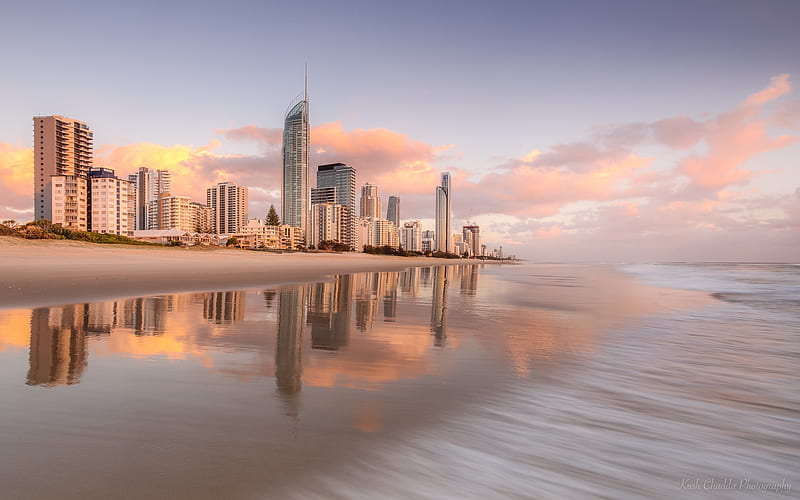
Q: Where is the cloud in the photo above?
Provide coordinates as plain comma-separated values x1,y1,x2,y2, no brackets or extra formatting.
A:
0,143,33,220
215,125,283,147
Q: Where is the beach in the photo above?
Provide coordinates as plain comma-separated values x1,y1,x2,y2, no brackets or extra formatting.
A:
0,237,458,309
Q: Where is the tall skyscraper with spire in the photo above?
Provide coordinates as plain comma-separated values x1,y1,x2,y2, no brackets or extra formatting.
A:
435,172,452,253
282,69,310,240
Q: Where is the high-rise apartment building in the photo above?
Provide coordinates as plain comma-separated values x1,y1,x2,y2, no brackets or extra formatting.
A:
34,115,93,226
435,172,452,253
387,196,400,227
310,202,345,248
128,167,171,230
360,183,380,219
422,229,435,253
207,182,248,234
462,225,481,257
356,216,398,249
282,84,309,240
312,163,357,249
401,220,422,252
147,193,210,232
89,167,135,236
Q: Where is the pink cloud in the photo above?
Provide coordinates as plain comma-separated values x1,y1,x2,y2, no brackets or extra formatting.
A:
0,143,33,220
215,125,283,147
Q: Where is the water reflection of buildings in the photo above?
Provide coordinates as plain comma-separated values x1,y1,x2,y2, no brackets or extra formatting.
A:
24,291,246,387
28,305,89,386
202,291,245,324
431,266,449,347
399,266,420,299
275,286,307,416
307,276,352,351
354,272,399,331
459,264,479,296
122,296,170,335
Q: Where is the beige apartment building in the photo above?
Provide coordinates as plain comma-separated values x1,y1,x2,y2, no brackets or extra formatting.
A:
147,193,212,233
34,115,93,226
237,219,282,249
310,202,345,248
50,175,89,231
89,167,136,236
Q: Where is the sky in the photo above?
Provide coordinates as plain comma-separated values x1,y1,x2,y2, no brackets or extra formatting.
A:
1,0,798,261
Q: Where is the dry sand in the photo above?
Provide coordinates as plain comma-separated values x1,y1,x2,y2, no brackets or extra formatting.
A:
0,237,462,309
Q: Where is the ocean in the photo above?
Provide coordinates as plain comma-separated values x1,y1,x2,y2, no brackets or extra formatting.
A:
0,263,797,499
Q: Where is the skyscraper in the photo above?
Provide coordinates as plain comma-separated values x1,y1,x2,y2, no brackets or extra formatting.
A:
282,75,310,240
206,181,248,234
463,224,481,257
435,172,452,253
313,162,357,249
360,183,380,218
401,220,422,252
387,196,400,227
128,166,171,230
34,115,93,227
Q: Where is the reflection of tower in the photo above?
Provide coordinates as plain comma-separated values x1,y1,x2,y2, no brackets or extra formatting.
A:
27,305,89,386
307,275,352,350
460,264,479,296
420,266,432,287
399,266,420,299
431,266,449,347
355,273,377,331
122,296,170,335
86,301,118,335
202,291,245,324
276,286,307,416
382,272,399,321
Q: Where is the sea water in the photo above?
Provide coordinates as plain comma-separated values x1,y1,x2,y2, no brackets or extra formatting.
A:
0,263,796,499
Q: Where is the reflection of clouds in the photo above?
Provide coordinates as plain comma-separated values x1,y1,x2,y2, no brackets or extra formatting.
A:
302,322,440,390
0,309,33,352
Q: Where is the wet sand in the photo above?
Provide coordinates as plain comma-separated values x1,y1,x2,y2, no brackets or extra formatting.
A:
0,237,463,309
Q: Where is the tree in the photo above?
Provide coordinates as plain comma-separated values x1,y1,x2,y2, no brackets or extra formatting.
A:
226,237,240,247
266,205,280,226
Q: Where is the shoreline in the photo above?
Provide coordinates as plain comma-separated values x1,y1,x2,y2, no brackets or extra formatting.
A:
0,237,479,309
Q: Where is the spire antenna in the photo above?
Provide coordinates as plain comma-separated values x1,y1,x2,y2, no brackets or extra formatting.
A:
304,63,308,102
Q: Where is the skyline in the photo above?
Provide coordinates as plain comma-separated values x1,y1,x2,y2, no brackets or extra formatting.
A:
1,0,799,260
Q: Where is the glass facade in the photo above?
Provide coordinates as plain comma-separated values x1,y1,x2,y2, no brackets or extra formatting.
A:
282,100,309,239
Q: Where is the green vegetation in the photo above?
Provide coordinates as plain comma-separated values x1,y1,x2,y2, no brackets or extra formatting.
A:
226,237,240,247
430,250,461,259
316,240,352,252
362,245,425,257
266,205,280,226
0,220,160,246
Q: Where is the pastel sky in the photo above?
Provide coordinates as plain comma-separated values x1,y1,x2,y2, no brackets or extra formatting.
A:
1,0,798,261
